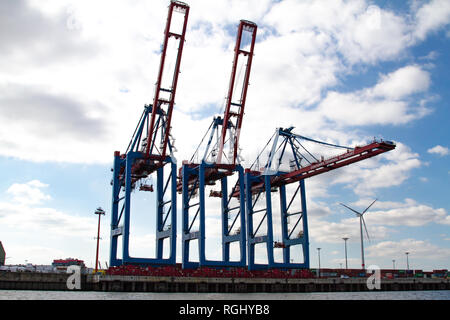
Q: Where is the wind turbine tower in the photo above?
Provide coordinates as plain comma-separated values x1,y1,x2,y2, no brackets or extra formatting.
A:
340,199,377,270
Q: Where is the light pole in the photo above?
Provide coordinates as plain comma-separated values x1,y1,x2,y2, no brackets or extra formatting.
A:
392,259,396,270
405,252,410,275
317,248,321,278
343,237,349,269
94,207,106,273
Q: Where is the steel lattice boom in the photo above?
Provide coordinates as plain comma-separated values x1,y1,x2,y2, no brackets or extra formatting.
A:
217,20,257,166
145,1,189,164
245,128,396,195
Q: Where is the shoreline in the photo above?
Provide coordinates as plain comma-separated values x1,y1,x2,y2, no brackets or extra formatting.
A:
1,271,449,293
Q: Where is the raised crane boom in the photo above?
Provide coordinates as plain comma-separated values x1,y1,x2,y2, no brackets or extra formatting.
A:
145,1,189,161
245,129,396,194
216,20,257,165
178,20,257,193
179,20,257,269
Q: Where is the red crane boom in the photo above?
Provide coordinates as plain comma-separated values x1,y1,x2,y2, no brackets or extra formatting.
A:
145,1,189,161
243,140,396,195
216,20,257,165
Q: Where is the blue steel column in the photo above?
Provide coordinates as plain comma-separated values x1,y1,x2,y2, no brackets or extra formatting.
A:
109,151,121,266
279,184,289,264
221,176,229,263
300,179,310,268
237,166,246,264
155,159,177,263
122,152,135,262
181,164,190,268
156,166,164,260
169,160,177,263
198,163,206,266
181,165,199,269
220,166,246,266
245,172,255,270
264,175,275,268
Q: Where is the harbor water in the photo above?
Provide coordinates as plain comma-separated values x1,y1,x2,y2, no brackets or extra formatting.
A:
1,289,450,300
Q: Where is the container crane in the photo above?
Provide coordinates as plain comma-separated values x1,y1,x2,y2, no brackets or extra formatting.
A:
243,127,396,270
109,1,189,267
178,20,257,269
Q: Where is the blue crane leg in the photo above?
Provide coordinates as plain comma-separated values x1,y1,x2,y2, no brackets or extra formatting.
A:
109,152,122,267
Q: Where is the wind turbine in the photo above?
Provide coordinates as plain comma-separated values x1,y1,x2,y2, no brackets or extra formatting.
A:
340,199,377,270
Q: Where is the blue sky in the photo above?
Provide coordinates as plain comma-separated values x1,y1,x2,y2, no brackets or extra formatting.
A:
0,0,449,271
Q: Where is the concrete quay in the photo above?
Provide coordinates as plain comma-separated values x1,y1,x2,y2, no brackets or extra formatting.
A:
1,271,449,293
90,275,450,293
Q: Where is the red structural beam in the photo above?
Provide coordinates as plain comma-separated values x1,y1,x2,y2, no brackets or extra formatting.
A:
244,141,396,195
176,20,257,193
216,20,257,165
145,1,189,159
176,162,236,193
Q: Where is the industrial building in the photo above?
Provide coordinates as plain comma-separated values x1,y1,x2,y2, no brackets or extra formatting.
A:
0,241,5,266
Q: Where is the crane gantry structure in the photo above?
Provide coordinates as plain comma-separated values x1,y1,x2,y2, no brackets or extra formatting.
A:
243,127,395,270
109,1,189,267
178,20,257,269
108,1,396,271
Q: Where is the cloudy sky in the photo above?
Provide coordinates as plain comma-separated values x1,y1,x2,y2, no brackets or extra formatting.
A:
0,0,449,271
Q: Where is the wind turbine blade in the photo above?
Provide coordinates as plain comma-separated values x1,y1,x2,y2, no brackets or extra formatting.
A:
362,198,377,215
361,216,371,243
340,203,361,216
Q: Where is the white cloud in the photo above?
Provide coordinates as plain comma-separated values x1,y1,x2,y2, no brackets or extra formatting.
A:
0,0,442,167
0,201,96,238
370,65,431,100
318,65,432,127
427,145,450,156
414,0,450,40
264,0,414,65
367,238,450,262
308,215,389,244
362,200,450,227
0,180,101,265
6,180,51,205
329,142,422,196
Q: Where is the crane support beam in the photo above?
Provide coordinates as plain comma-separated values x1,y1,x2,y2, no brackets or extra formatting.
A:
245,174,309,271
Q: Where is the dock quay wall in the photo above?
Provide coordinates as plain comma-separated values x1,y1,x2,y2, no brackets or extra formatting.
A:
1,271,449,293
0,271,87,291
